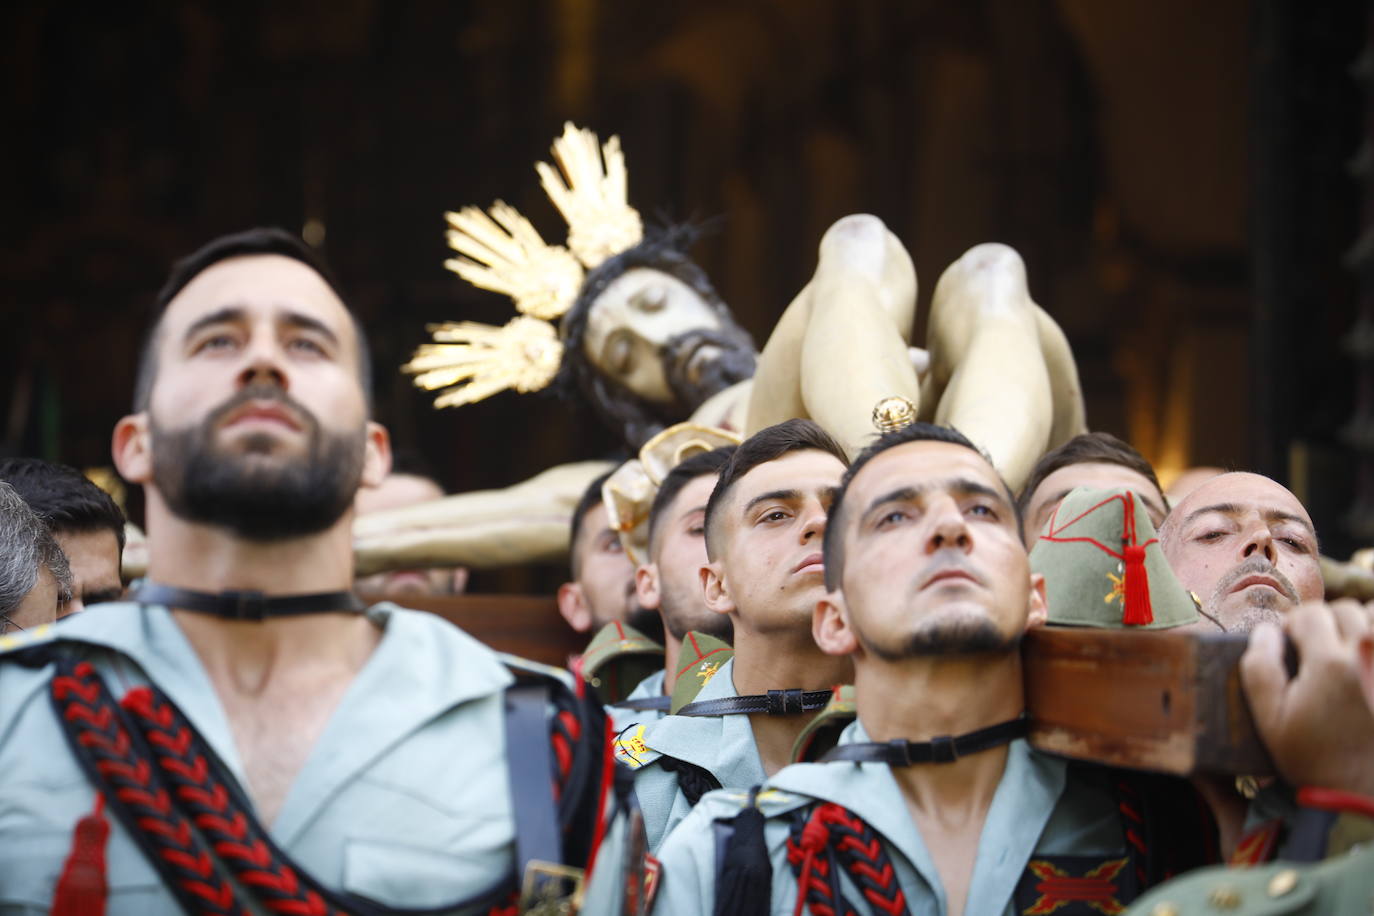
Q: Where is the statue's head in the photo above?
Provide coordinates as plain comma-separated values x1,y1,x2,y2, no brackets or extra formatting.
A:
556,232,756,449
408,124,756,450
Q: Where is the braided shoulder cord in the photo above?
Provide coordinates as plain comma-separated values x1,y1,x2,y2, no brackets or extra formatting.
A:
51,657,521,916
784,804,909,916
49,658,247,916
657,755,722,807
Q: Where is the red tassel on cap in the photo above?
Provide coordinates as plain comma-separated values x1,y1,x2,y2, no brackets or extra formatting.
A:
1120,491,1153,626
1121,544,1153,625
52,792,108,916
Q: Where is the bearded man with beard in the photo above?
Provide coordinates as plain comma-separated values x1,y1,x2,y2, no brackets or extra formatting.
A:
652,423,1210,916
0,229,609,915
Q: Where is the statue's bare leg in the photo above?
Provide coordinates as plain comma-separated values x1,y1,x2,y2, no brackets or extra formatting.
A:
747,215,920,458
1034,304,1088,450
351,460,613,574
927,243,1053,493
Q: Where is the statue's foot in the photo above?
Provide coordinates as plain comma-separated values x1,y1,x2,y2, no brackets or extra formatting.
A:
816,215,918,322
932,243,1033,319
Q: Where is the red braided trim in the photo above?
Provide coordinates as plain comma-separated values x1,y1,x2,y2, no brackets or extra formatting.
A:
785,804,909,916
51,662,247,916
1113,779,1148,887
119,686,349,916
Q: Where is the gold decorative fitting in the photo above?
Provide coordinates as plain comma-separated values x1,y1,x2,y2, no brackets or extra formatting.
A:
1206,885,1243,910
1148,905,1179,916
403,317,563,408
410,122,645,407
1266,869,1298,898
872,396,918,432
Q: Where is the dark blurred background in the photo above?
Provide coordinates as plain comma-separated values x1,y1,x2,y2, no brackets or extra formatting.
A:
3,0,1370,586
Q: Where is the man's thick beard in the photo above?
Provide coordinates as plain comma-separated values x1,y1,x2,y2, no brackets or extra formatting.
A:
663,326,757,410
151,389,365,543
863,614,1019,662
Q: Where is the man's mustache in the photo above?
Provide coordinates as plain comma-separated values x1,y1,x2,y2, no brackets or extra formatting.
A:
207,385,318,437
1212,554,1300,603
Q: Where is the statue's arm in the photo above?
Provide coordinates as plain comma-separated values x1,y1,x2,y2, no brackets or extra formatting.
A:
351,460,614,574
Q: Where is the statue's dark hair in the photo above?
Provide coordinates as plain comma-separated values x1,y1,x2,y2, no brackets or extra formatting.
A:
554,226,741,450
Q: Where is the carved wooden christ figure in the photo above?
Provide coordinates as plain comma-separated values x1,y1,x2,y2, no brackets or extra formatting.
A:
353,124,1087,574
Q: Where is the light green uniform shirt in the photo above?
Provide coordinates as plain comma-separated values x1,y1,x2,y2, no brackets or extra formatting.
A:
0,602,518,914
607,667,668,735
653,720,1130,915
613,658,766,853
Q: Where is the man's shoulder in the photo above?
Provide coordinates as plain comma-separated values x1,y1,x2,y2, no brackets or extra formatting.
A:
1123,845,1374,915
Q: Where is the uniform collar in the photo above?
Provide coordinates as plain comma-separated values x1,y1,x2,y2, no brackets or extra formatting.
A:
23,601,513,843
641,658,767,788
769,719,1068,915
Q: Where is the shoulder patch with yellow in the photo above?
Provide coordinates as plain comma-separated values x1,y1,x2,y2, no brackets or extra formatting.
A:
668,631,733,714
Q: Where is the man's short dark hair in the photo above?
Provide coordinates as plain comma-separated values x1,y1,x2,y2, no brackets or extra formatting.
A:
822,422,1020,592
0,458,127,552
132,228,372,412
703,419,848,560
1016,431,1166,518
647,446,737,555
570,469,616,575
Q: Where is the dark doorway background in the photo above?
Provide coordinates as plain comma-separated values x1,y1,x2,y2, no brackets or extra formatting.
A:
3,0,1367,587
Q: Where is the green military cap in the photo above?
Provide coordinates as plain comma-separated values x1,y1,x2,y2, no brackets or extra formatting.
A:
1030,486,1198,629
580,621,664,704
790,684,856,762
668,631,734,713
1122,842,1374,915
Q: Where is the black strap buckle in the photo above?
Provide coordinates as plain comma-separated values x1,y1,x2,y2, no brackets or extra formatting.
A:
889,739,914,766
227,590,268,621
929,734,958,763
766,689,804,716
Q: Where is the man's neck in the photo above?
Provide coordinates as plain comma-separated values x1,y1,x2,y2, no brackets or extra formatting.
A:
144,497,378,694
662,632,682,694
856,650,1025,815
732,623,852,776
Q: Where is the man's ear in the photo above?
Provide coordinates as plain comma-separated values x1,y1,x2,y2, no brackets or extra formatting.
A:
701,561,735,616
556,582,593,633
360,421,392,489
1025,571,1049,630
636,563,662,611
813,592,858,657
112,414,152,485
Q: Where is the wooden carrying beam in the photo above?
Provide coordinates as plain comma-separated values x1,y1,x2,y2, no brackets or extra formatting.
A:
1023,628,1275,776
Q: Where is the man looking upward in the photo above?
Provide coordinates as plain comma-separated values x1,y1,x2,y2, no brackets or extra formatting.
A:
654,423,1199,915
0,229,604,912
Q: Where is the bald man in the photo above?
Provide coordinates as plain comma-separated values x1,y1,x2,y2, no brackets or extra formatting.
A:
1159,472,1323,632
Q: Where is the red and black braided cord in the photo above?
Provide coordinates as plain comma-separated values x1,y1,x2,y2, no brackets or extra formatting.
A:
785,803,909,916
50,658,249,916
50,656,521,916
